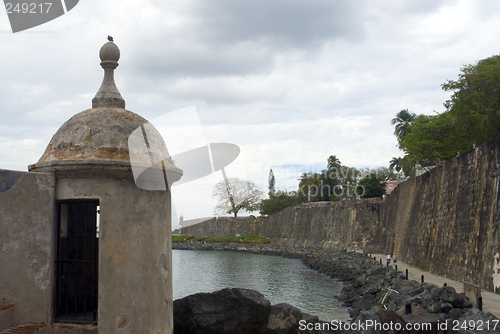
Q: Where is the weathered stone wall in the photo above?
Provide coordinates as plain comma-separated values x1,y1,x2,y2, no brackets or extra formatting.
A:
56,177,173,333
180,216,263,238
261,199,381,250
373,136,500,293
179,201,381,250
178,136,500,294
0,169,55,330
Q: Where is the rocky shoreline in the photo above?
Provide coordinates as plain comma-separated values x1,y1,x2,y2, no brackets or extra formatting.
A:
173,241,498,333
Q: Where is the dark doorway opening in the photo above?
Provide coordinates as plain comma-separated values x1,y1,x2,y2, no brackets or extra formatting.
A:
55,200,99,323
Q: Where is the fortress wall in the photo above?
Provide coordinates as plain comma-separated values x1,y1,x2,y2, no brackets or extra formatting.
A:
179,216,263,238
260,199,381,250
179,136,500,293
376,136,500,293
179,200,381,250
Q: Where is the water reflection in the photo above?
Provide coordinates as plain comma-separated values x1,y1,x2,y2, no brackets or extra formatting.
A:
172,250,350,321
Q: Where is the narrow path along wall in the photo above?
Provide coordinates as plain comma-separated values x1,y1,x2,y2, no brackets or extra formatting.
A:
373,136,500,293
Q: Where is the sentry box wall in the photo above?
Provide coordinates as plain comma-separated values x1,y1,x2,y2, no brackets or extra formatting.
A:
0,39,182,334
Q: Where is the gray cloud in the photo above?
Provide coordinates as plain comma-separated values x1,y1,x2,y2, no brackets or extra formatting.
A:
187,0,367,47
2,0,500,218
128,41,275,79
128,0,370,81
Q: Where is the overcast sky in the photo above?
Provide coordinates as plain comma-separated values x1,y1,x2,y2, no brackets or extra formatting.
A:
1,0,500,228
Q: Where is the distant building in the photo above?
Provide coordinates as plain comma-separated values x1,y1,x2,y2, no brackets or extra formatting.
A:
385,180,400,195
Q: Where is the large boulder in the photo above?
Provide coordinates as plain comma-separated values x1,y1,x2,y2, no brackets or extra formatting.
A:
353,305,406,334
265,303,303,334
402,306,448,334
173,288,272,334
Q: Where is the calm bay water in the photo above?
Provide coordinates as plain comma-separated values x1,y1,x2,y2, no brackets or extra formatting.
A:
172,249,350,321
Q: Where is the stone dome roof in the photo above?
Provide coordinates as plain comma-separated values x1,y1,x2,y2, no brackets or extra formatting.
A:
29,39,182,185
35,107,148,164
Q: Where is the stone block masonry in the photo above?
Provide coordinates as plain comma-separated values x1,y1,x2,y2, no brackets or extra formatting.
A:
180,201,381,250
260,199,381,250
375,136,500,294
180,135,500,294
259,135,500,294
180,216,263,238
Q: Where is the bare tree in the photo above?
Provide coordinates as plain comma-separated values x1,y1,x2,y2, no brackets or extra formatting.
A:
213,177,263,217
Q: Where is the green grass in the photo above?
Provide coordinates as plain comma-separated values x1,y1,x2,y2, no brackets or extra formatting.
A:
195,235,270,244
172,234,194,243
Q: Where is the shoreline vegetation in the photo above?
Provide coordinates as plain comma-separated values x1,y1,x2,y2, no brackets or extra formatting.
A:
172,234,270,244
172,236,498,333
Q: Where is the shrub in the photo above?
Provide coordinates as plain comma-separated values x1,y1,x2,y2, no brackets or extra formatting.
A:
195,235,270,244
172,235,194,243
259,190,302,216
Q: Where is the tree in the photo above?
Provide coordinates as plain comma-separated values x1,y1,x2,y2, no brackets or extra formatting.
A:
389,157,402,173
358,174,386,198
442,54,500,147
268,169,276,196
371,166,403,181
297,155,361,202
391,109,416,148
326,155,360,200
389,157,415,178
327,155,342,170
298,172,325,202
400,112,468,165
213,177,263,217
397,55,500,169
259,190,302,216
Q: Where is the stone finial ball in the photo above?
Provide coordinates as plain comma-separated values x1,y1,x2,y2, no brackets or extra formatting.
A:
99,41,120,62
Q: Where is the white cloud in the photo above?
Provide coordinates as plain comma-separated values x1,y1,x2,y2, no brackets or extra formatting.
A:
1,0,500,227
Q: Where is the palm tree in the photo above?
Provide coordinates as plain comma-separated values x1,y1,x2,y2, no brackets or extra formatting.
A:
391,109,416,146
389,157,402,172
327,155,341,170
